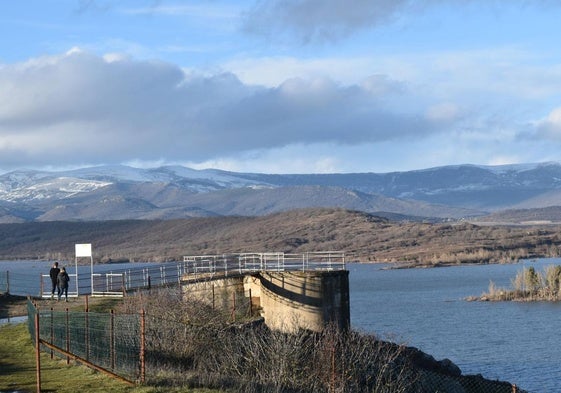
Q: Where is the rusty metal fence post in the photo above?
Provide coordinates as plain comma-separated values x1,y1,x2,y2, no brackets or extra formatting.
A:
35,312,41,393
85,306,89,361
139,309,145,383
50,307,54,359
65,308,70,365
110,309,115,371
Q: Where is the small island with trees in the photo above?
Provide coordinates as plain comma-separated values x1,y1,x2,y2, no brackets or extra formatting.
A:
468,264,561,301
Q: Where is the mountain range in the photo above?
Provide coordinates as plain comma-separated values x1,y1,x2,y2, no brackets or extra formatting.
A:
2,162,561,223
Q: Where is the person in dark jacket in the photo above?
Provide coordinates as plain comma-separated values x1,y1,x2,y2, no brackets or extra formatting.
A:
49,262,60,299
57,267,70,302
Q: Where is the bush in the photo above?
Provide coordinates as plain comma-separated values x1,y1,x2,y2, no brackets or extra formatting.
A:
117,288,417,392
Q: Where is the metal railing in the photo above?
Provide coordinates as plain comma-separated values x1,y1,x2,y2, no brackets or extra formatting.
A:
183,251,346,278
26,251,345,298
39,274,79,298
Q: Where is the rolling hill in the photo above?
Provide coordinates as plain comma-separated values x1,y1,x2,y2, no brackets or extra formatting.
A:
2,208,561,265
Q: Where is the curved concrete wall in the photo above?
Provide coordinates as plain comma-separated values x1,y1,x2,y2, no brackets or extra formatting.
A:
247,270,350,333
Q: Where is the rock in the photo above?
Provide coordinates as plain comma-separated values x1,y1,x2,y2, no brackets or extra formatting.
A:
439,358,462,377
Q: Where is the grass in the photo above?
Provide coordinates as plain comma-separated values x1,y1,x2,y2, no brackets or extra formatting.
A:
0,321,220,393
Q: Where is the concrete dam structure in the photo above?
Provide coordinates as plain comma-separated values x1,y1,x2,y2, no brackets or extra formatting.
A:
181,252,350,332
246,270,350,332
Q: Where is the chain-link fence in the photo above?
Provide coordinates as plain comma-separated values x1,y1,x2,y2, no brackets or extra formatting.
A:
26,279,254,386
27,300,144,384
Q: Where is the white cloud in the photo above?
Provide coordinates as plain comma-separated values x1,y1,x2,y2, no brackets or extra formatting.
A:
3,41,561,173
187,144,344,174
0,50,445,171
426,103,461,123
224,56,375,87
487,156,521,166
535,107,561,140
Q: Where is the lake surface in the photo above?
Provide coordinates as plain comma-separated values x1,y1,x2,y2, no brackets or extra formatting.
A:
349,260,561,393
2,258,559,392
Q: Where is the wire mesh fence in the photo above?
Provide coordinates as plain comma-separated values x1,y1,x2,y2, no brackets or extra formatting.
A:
26,278,255,385
28,299,143,383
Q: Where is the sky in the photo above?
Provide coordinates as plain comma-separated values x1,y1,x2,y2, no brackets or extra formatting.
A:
2,1,561,174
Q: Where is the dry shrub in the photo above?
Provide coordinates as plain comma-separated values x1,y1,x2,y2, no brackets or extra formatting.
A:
117,289,417,392
480,264,561,302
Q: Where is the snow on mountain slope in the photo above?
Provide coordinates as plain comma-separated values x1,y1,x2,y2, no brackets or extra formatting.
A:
60,165,269,189
2,162,561,221
0,174,111,203
0,165,272,203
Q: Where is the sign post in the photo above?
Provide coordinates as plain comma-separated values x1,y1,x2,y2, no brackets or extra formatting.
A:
75,244,92,295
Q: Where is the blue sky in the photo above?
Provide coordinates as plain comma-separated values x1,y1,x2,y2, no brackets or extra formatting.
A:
2,1,561,174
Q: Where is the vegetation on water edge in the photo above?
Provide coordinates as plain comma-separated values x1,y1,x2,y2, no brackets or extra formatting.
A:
473,264,561,301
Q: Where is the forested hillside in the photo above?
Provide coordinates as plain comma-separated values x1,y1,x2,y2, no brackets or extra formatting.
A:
1,208,560,265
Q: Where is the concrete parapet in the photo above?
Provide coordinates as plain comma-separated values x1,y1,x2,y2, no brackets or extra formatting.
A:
182,276,245,310
182,270,350,333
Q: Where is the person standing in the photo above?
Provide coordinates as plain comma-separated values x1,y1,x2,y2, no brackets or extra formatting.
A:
49,262,60,299
57,267,70,302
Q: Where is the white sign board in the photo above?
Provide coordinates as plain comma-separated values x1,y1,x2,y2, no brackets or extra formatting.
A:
75,243,92,257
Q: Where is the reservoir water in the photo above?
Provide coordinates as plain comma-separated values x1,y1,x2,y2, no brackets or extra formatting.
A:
2,258,560,392
349,260,561,393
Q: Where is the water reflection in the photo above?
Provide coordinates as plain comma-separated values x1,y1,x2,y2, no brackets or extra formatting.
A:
0,315,27,325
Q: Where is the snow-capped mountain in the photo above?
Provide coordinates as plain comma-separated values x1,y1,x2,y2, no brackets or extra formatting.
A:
0,165,269,204
1,162,561,222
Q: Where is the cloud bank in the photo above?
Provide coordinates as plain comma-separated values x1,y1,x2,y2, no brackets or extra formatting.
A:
3,0,561,174
0,49,445,170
